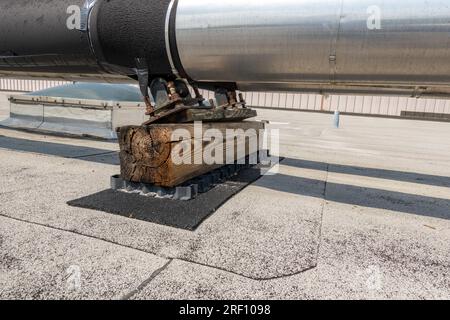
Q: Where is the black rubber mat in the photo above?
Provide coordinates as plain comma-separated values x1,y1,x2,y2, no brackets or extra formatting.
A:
67,167,262,231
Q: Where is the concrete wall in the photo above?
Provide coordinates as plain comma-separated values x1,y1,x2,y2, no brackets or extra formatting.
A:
2,78,450,117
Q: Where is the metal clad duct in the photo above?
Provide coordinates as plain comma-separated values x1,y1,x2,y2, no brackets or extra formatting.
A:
1,0,450,97
175,0,450,95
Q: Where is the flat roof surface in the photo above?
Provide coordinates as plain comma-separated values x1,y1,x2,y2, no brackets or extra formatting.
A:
0,93,449,299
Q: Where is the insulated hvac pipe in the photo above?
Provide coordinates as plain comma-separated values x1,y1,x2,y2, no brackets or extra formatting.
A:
1,0,450,97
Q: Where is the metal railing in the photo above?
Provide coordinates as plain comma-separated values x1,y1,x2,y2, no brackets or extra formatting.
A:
0,78,70,92
200,90,450,117
2,78,450,117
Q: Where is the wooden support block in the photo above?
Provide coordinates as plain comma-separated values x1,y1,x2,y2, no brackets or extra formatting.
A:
117,121,265,187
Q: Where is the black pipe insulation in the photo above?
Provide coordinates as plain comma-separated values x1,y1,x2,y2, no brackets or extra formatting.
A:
0,0,177,82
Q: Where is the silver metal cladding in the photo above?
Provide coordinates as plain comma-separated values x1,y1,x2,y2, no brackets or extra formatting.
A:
165,0,181,78
3,0,450,97
175,0,450,96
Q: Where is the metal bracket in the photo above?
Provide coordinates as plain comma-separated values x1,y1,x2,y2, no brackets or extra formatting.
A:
215,88,246,108
79,0,97,32
134,58,155,115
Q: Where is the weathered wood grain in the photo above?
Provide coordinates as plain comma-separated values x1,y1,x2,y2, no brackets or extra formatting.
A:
117,122,265,187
